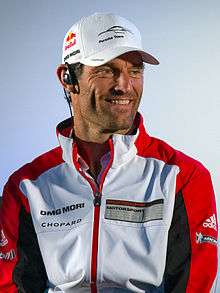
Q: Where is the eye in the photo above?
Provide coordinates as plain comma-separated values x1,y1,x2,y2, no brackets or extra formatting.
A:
95,67,114,78
128,67,144,78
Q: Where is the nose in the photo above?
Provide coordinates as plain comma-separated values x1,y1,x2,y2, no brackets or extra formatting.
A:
114,71,132,93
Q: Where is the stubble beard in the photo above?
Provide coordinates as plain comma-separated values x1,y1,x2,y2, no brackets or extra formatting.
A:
80,90,141,135
99,97,141,134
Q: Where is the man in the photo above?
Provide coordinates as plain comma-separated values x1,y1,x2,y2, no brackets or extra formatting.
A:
0,13,218,293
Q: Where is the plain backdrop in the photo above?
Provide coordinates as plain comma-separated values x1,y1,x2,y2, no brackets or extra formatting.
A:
0,0,219,290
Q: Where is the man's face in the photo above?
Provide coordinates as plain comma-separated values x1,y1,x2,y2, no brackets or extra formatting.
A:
72,51,144,134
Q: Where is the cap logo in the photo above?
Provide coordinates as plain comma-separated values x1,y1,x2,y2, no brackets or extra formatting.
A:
98,26,133,36
98,26,133,44
64,32,76,51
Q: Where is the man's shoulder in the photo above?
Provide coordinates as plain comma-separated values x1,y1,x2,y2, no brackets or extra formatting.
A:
7,146,64,187
137,134,209,176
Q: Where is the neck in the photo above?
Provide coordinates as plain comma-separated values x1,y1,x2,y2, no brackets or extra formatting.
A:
75,136,109,160
73,117,134,144
74,135,110,179
72,115,138,179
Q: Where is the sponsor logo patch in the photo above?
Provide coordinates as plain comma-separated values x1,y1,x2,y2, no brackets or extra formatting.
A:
64,49,80,62
41,218,82,228
64,32,76,51
40,203,85,216
202,214,217,231
0,249,16,261
98,26,133,43
105,199,164,223
0,230,8,247
196,232,217,246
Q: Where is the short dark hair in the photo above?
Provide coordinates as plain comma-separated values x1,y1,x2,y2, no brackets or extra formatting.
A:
69,63,84,79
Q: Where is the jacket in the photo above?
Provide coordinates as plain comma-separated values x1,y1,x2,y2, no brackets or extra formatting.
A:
0,112,218,293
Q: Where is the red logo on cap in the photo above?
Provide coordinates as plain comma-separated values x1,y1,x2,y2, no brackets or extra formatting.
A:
65,32,76,51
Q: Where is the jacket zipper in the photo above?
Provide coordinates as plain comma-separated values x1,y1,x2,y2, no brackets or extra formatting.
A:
91,191,101,293
72,140,114,293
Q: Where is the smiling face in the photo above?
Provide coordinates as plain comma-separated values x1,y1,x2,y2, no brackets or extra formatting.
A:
70,51,144,140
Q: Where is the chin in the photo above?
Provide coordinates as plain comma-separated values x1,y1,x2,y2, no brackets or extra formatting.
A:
105,120,133,134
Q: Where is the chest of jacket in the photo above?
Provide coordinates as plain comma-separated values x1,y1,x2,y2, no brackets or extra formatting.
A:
20,155,179,292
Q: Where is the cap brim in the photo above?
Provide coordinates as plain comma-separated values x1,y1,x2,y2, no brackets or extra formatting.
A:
80,46,159,66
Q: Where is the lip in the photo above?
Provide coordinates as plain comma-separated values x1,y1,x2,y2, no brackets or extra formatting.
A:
105,99,133,105
104,99,133,113
106,102,132,108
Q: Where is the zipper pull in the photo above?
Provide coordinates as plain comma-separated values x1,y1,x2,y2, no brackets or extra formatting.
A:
94,192,101,206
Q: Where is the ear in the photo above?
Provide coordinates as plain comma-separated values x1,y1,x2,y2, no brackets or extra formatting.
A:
56,64,75,92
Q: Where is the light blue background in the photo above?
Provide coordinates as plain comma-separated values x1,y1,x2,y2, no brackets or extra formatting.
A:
0,0,219,290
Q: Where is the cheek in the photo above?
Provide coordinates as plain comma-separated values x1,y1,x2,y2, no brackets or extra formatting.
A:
79,79,94,96
133,79,143,96
92,78,113,97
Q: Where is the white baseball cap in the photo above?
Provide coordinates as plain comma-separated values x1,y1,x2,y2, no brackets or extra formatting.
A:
62,13,159,66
